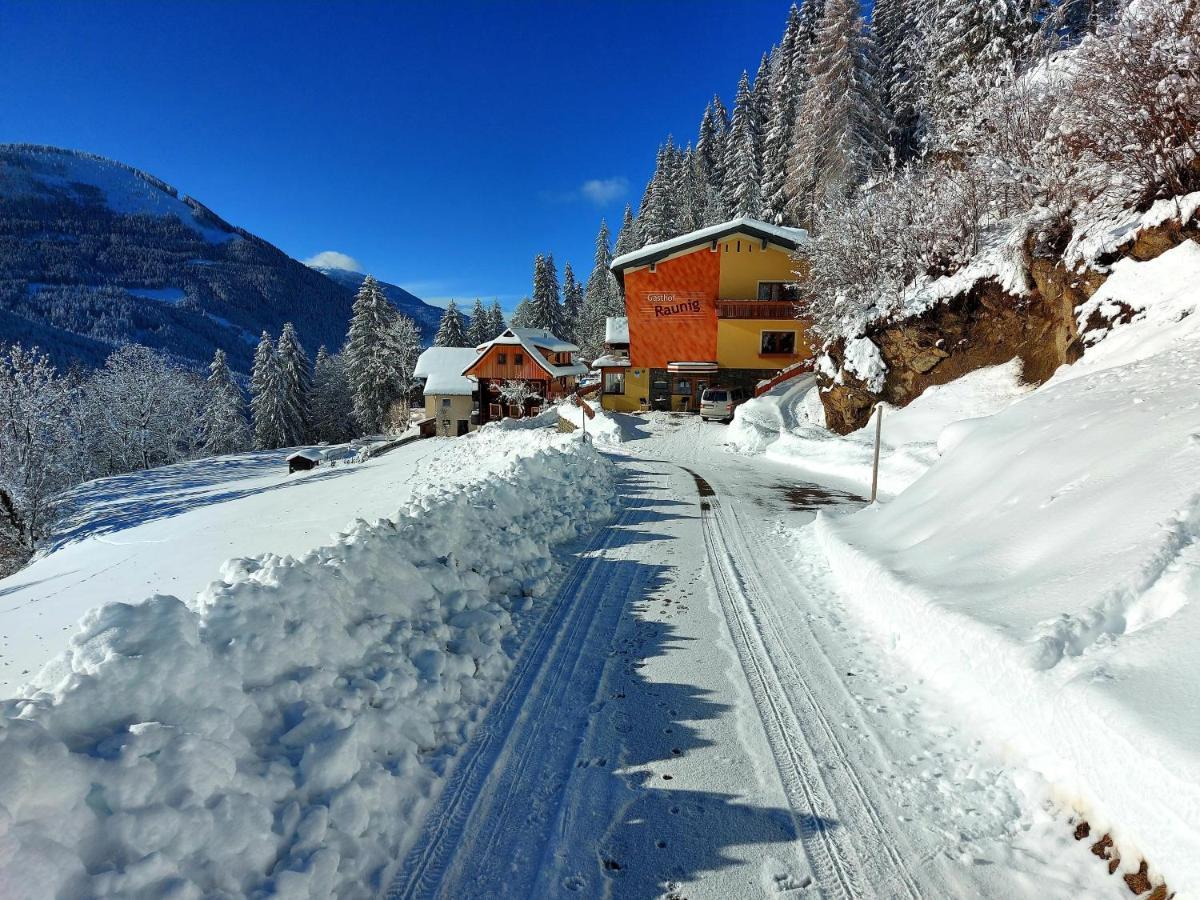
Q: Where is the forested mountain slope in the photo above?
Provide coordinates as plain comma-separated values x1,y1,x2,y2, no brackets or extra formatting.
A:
0,145,433,371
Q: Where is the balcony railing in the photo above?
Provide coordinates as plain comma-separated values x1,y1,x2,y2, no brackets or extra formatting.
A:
716,300,797,320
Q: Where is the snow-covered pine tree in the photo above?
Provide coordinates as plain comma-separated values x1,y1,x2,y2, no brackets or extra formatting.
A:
310,346,354,443
387,313,422,432
199,349,249,456
710,93,731,194
509,297,534,329
763,3,808,222
486,300,506,338
579,219,624,359
615,203,639,255
925,0,1027,146
344,275,400,435
724,71,765,217
528,254,567,335
250,332,288,449
561,263,584,342
787,0,888,228
678,144,708,233
434,300,468,347
465,298,490,346
752,51,775,136
695,103,723,204
276,322,312,445
639,140,680,244
873,0,925,162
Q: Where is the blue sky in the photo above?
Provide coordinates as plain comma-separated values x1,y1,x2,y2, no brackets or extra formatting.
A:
2,0,800,311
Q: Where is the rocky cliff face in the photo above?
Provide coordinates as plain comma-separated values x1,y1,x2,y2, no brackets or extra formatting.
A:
818,211,1200,435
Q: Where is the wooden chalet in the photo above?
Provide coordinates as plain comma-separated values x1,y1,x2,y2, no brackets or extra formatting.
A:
463,327,587,425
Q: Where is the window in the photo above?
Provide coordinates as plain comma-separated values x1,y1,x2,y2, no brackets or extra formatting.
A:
515,353,524,366
672,378,691,396
604,371,625,395
498,352,507,365
757,281,802,301
760,331,797,355
440,398,451,408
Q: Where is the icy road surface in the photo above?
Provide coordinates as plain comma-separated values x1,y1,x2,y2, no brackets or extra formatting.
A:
388,415,1118,899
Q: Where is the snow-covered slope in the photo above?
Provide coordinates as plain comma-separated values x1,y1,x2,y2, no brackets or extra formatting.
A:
817,241,1200,894
0,429,616,898
0,144,358,372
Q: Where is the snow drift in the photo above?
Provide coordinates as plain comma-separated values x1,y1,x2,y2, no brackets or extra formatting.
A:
727,363,1030,496
817,241,1200,893
0,431,617,898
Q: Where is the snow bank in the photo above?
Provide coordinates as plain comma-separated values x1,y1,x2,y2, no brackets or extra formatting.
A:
555,399,623,445
817,241,1200,893
0,431,617,899
727,362,1029,496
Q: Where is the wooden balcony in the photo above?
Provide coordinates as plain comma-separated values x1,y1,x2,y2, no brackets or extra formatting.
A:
715,299,797,320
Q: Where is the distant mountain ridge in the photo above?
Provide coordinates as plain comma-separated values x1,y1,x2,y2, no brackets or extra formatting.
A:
312,266,445,344
0,144,439,371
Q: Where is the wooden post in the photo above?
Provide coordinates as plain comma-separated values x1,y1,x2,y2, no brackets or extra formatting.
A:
870,404,882,503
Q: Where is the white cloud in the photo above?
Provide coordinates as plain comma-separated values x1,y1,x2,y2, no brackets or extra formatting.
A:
580,176,629,205
302,250,363,272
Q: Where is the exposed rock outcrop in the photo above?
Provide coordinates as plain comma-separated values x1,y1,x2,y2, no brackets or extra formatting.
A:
817,211,1200,435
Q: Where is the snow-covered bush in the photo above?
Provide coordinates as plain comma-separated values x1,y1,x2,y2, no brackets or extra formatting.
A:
0,432,617,898
0,344,79,563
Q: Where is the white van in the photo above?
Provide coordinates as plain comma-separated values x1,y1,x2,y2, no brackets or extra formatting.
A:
699,386,747,422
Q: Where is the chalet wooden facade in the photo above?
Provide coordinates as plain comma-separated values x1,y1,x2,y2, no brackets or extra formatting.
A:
462,327,588,426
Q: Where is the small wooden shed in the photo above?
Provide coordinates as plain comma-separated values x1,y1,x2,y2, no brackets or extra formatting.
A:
287,448,323,474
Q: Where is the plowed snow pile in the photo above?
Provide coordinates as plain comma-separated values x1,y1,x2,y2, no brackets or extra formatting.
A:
728,363,1031,495
0,430,616,898
817,241,1200,892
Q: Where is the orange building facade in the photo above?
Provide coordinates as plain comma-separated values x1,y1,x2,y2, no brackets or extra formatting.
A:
605,217,811,413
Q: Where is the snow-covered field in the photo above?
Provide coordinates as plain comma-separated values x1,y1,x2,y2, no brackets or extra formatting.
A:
1,439,438,695
814,241,1200,894
0,430,617,898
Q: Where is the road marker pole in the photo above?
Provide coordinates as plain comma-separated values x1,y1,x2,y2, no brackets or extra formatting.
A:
870,403,882,503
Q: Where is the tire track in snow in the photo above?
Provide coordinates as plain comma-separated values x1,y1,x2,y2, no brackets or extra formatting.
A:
686,466,922,900
387,474,651,900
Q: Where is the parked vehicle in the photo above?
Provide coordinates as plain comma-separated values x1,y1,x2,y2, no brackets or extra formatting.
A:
699,386,747,422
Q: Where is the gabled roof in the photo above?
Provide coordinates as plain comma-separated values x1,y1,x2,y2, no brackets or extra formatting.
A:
414,347,478,396
610,216,809,285
464,327,588,380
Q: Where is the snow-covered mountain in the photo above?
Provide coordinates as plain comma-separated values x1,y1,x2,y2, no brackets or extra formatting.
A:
311,265,445,345
0,144,434,372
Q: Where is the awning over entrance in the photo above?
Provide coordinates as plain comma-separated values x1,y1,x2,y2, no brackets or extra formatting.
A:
667,361,718,374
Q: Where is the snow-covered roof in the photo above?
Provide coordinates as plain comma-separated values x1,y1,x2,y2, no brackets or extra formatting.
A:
477,326,578,354
605,316,629,344
467,327,587,379
610,217,809,278
414,347,479,396
287,448,324,462
592,354,631,368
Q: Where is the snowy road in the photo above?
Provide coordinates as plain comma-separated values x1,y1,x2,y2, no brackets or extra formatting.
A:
388,417,1118,899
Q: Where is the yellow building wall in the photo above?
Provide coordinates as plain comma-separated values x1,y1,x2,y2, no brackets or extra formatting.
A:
424,394,475,434
716,237,805,300
716,318,813,371
599,367,649,413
